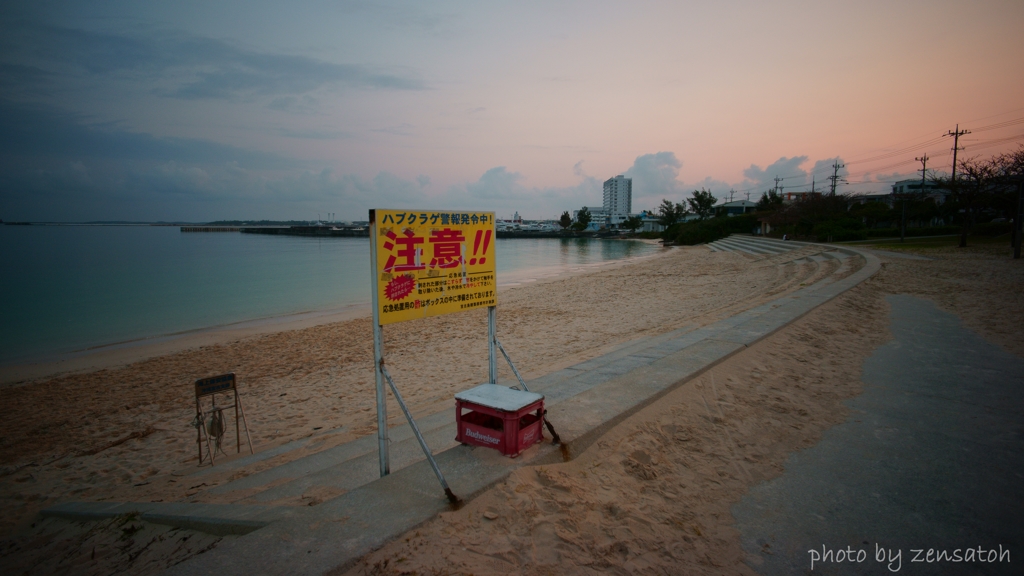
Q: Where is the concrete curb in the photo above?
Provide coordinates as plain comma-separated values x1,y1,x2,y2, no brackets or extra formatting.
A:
41,501,299,536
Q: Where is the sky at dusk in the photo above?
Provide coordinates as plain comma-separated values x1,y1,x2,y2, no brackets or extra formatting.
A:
2,0,1023,222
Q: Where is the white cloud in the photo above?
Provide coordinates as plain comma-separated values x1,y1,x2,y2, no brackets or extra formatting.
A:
622,152,733,207
443,165,599,219
624,151,684,199
741,156,809,193
464,167,522,199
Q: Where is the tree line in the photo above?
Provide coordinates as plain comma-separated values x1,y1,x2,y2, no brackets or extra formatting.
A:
934,148,1024,248
553,147,1022,249
749,146,1019,245
655,147,1024,248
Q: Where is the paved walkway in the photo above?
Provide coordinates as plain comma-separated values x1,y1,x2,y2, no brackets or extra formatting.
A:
733,295,1024,575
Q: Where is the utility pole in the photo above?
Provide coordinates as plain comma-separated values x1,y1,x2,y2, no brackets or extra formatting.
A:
945,124,970,182
902,153,929,243
828,161,844,196
774,176,782,195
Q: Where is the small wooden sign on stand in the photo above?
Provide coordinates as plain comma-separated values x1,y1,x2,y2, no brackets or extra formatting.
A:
194,373,253,466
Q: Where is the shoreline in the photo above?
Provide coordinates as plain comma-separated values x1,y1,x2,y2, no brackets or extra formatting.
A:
0,243,668,386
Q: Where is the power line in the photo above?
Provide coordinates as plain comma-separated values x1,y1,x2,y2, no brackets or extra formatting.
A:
968,116,1024,133
845,136,947,166
835,112,1024,171
729,113,1024,194
963,106,1024,125
961,132,1024,149
846,156,922,177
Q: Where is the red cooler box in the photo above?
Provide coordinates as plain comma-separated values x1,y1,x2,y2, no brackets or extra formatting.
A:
455,384,545,457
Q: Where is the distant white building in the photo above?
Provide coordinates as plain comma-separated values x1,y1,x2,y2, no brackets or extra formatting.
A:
640,213,663,233
850,193,893,207
603,175,632,226
891,179,951,204
573,206,607,230
716,200,757,217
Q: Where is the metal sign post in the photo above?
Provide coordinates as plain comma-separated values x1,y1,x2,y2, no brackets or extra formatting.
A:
368,209,497,503
368,218,390,477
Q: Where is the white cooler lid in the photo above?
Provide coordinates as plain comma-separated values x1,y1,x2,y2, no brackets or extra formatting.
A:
455,383,544,412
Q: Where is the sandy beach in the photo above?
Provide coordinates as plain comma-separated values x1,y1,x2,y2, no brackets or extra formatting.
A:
1,240,1021,574
340,242,1022,575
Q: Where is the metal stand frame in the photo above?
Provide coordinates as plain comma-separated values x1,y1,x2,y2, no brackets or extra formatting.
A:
370,212,498,503
497,336,560,444
369,219,391,478
381,365,458,502
488,306,497,384
496,338,528,392
195,379,253,467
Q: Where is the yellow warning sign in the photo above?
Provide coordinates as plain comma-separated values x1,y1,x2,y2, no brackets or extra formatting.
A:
370,209,496,325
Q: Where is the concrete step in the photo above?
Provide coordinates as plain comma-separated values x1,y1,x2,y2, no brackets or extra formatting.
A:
707,238,770,255
41,501,301,536
715,236,794,255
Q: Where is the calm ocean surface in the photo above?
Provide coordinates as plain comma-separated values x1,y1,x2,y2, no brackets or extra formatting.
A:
0,225,657,364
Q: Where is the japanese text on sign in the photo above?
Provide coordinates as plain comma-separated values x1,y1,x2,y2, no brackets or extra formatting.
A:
371,210,496,325
195,373,236,398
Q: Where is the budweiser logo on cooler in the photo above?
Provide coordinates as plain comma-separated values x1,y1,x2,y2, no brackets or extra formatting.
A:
465,428,500,444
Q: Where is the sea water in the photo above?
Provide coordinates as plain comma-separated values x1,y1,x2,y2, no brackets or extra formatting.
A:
0,225,657,364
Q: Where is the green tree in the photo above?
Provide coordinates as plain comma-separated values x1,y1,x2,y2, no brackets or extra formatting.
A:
559,211,572,230
622,215,643,234
950,156,998,247
756,189,784,212
572,206,592,231
657,199,686,228
687,188,717,220
849,200,892,229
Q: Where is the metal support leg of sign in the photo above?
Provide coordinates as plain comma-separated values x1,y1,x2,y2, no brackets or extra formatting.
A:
372,325,389,477
495,338,561,444
488,306,497,384
369,214,390,478
496,338,529,392
381,365,459,504
368,209,495,492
